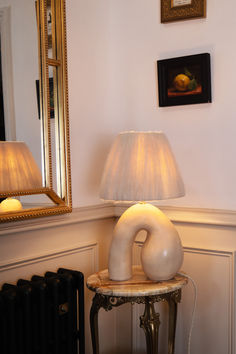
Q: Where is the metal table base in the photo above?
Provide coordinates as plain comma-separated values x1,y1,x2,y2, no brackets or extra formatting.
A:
89,289,181,354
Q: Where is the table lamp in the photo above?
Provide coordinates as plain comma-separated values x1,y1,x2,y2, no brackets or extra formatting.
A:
0,141,43,212
100,131,185,281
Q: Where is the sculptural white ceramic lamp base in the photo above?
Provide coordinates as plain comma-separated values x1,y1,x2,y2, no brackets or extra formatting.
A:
108,203,183,281
100,131,185,282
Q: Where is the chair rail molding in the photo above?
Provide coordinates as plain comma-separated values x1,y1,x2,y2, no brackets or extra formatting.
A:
0,203,115,235
115,204,236,227
0,203,236,236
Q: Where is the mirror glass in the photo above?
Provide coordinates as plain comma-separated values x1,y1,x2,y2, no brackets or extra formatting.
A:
0,0,72,222
0,0,41,165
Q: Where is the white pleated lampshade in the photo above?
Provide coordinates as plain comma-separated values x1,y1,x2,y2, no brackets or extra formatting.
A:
0,141,42,192
100,131,185,202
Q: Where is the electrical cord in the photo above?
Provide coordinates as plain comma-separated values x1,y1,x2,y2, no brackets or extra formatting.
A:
178,272,197,354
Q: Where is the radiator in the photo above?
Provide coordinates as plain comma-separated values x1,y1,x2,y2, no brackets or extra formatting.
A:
0,268,85,354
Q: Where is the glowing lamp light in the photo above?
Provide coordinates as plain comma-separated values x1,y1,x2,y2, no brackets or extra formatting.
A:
0,198,23,212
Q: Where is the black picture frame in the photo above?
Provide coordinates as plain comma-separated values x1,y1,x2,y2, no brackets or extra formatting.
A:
157,53,211,107
36,78,54,119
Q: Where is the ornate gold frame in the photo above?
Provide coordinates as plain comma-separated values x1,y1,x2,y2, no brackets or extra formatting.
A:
161,0,206,23
0,0,72,223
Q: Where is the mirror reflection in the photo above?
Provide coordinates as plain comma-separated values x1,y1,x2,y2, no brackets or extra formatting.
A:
0,0,72,221
0,0,41,167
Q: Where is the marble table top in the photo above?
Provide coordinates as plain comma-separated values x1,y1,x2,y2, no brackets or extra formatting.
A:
87,266,188,297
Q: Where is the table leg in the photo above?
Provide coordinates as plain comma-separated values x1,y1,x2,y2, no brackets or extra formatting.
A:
166,291,180,354
140,297,161,354
90,293,101,354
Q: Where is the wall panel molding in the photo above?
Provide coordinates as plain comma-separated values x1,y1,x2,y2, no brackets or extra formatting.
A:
132,243,236,354
1,203,236,236
0,241,98,273
0,203,115,235
0,241,99,353
115,204,236,227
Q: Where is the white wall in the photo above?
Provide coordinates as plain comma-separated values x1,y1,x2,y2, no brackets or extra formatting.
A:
67,0,236,210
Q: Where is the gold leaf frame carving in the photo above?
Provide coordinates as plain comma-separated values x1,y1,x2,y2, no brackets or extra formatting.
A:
0,0,72,223
161,0,206,23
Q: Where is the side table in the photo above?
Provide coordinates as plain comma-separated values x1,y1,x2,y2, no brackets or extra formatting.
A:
87,266,188,354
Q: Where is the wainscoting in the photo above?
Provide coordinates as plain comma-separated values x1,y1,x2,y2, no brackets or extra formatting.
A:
0,241,98,279
132,243,236,354
0,241,98,353
114,204,236,354
0,211,117,354
0,204,236,353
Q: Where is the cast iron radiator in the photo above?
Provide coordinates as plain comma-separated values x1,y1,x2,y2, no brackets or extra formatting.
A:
0,268,85,354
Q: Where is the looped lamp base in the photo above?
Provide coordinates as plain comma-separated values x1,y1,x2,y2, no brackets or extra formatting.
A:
108,203,183,281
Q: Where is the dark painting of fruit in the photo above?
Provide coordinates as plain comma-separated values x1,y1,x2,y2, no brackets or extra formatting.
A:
168,66,202,97
157,53,211,107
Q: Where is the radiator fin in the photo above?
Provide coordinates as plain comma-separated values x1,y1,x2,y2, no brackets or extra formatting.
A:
0,268,85,354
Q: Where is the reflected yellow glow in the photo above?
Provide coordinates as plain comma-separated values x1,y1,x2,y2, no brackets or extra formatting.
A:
0,198,23,212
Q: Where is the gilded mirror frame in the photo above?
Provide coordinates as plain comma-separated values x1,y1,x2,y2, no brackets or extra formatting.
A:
0,0,72,222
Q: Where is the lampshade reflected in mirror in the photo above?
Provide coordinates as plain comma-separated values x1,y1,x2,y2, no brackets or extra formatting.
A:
0,141,42,212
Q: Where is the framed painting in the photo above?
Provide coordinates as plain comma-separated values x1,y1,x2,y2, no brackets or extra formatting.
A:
161,0,206,23
157,53,211,107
